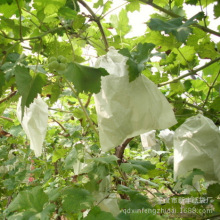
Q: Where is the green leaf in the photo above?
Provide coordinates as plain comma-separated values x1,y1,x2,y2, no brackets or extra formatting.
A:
103,1,112,14
126,0,140,12
130,160,156,171
45,187,61,202
148,12,204,42
0,2,17,18
0,72,5,96
15,66,46,115
214,3,220,18
62,62,109,94
203,62,220,77
134,43,155,63
93,155,118,164
33,0,65,15
211,97,220,111
117,185,151,210
198,42,218,59
120,163,134,173
84,206,115,220
181,168,204,186
185,0,199,5
52,148,66,163
62,187,93,213
1,53,27,81
110,9,131,36
95,164,109,179
207,183,220,197
119,43,155,82
8,125,23,137
6,186,54,219
145,31,180,51
120,160,155,175
173,46,195,65
58,6,77,19
72,14,86,29
3,178,16,190
94,0,103,9
170,82,185,94
65,0,79,11
64,148,78,169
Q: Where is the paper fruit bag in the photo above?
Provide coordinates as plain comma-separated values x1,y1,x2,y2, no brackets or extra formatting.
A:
174,114,220,182
94,47,177,152
17,96,48,157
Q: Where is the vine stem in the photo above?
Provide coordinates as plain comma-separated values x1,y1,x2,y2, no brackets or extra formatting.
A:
64,79,99,137
77,0,109,51
15,0,22,40
139,0,220,37
0,27,65,41
0,116,13,122
0,91,17,104
203,70,220,107
158,57,220,87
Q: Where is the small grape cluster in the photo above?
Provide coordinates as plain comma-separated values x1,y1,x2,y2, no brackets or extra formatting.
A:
48,55,67,71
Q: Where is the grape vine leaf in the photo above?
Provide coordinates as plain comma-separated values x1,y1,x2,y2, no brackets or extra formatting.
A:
0,0,7,5
58,6,77,19
207,183,220,197
126,0,140,12
6,186,55,219
120,163,134,173
181,168,204,186
64,148,78,169
0,2,17,18
0,72,5,96
92,155,118,164
103,1,112,14
62,187,93,213
94,0,103,9
110,9,131,36
52,148,66,163
117,185,151,210
1,53,27,81
119,43,155,82
65,0,79,11
61,62,109,94
120,160,156,174
173,46,195,65
185,0,198,5
147,12,204,42
33,0,66,15
210,97,220,111
84,206,115,220
15,65,47,116
214,3,220,18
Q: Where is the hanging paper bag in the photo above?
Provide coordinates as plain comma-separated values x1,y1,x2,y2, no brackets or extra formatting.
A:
158,129,175,149
17,96,48,157
94,47,177,152
174,114,220,182
140,130,156,149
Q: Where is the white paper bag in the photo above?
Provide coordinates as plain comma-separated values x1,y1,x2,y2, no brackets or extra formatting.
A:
17,96,48,157
140,130,156,149
94,47,177,152
174,114,220,182
159,129,174,149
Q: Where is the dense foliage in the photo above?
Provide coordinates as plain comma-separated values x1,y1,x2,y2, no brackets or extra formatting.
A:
0,0,220,219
